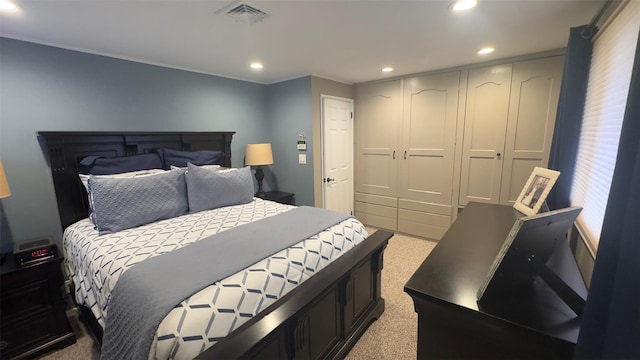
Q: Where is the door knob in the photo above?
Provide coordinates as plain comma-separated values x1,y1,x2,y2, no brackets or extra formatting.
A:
497,153,502,159
324,178,336,183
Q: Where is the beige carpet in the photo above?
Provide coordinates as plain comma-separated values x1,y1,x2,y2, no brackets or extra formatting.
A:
40,230,436,360
345,230,436,360
40,308,101,360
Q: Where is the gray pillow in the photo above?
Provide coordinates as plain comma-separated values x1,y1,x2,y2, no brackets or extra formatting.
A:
79,169,167,226
88,169,188,234
186,163,254,212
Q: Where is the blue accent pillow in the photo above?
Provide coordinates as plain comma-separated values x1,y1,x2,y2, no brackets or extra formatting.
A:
185,163,254,212
88,169,188,234
159,149,225,169
79,153,163,175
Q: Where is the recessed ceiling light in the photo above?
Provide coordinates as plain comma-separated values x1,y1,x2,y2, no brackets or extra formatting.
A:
0,0,19,12
451,0,478,12
477,47,495,55
250,62,263,70
382,67,394,73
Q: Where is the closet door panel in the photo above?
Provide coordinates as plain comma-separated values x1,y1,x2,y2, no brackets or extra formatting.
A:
464,158,499,201
398,209,450,240
459,64,513,205
354,192,398,231
500,56,564,204
355,80,402,197
407,155,448,201
399,71,460,205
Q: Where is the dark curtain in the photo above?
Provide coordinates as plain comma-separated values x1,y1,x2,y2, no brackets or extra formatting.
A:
547,25,596,210
574,28,640,359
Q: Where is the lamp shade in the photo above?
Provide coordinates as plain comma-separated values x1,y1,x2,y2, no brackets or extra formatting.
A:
0,161,11,199
245,143,274,166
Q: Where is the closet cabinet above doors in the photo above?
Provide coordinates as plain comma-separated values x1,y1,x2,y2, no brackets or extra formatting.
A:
355,52,564,239
397,71,460,239
459,56,564,206
354,80,402,197
459,64,513,205
499,56,564,205
354,80,402,230
355,71,460,240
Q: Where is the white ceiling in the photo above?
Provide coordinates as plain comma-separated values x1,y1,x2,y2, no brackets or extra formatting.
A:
0,0,603,85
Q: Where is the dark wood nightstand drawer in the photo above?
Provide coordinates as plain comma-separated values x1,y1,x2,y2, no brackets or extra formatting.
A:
0,253,76,359
1,307,60,356
1,279,54,317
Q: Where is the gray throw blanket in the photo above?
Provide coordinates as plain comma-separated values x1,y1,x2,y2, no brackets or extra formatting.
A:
100,206,350,360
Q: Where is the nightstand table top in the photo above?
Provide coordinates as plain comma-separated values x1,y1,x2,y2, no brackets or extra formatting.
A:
262,190,295,205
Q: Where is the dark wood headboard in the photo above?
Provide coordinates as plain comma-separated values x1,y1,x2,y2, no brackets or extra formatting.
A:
38,131,235,230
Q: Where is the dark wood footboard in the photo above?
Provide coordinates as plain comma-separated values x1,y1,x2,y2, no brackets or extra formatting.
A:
71,230,391,359
198,229,392,359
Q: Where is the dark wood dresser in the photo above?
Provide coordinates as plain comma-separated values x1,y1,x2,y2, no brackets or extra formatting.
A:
0,252,76,359
404,202,587,359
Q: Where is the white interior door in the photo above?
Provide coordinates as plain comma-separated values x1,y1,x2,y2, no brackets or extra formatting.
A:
322,95,354,215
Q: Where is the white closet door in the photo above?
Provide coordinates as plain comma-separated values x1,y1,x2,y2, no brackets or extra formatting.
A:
500,56,564,205
355,80,402,197
399,71,460,205
459,64,513,205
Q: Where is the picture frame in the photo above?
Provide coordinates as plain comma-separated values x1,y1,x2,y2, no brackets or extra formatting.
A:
513,167,560,216
476,206,582,302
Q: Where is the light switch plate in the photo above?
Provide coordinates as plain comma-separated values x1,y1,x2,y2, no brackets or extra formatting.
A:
298,154,307,164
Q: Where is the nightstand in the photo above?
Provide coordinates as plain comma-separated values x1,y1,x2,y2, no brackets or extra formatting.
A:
263,190,295,205
0,249,76,359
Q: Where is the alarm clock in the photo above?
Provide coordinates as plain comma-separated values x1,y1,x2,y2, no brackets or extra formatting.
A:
14,238,57,265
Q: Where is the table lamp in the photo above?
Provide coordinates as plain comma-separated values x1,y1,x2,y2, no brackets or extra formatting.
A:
0,161,11,261
245,143,274,198
0,161,10,199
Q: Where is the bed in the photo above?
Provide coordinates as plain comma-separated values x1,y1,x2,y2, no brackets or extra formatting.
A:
38,131,392,359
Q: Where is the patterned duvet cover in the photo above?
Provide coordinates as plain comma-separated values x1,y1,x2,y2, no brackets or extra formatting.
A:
63,198,367,359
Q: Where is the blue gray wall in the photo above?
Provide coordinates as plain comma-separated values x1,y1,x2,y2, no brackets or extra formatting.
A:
0,38,280,250
266,77,314,207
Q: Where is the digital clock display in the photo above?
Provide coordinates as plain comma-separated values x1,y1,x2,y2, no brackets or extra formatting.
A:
31,248,51,258
14,242,57,266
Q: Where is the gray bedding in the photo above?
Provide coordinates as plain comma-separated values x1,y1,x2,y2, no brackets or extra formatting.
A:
100,206,351,360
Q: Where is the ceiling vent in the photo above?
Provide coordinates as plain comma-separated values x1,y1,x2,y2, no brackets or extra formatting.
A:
215,1,270,24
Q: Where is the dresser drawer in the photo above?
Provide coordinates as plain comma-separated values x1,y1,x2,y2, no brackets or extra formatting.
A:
0,308,59,358
1,279,54,318
1,254,76,359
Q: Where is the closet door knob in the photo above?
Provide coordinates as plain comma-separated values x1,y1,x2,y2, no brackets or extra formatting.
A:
496,153,502,159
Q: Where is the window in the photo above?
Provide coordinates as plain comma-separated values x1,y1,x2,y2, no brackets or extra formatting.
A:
570,0,640,252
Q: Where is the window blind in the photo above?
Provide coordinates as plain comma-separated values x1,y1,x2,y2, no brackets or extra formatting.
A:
570,0,640,252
